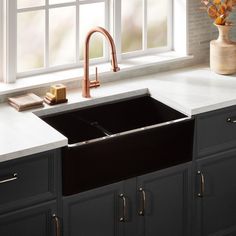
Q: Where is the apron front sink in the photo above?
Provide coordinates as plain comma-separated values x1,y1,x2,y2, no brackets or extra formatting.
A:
41,94,194,196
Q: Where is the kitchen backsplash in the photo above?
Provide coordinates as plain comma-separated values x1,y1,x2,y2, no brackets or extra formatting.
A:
188,0,236,64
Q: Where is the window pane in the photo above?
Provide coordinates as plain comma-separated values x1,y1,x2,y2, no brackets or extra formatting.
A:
122,0,142,53
49,6,76,66
147,0,168,48
17,11,45,72
17,0,45,9
49,0,75,4
79,2,105,60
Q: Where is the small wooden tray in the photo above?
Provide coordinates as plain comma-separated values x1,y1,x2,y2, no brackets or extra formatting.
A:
44,97,68,106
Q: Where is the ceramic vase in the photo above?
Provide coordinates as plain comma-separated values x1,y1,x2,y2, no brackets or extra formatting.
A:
210,24,236,75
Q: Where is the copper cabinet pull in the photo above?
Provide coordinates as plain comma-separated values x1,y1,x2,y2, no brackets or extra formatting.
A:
52,214,61,236
0,173,18,184
119,194,127,222
138,188,146,216
227,117,236,123
197,171,205,198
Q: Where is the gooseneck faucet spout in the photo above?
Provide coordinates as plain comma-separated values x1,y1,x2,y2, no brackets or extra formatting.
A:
82,26,120,98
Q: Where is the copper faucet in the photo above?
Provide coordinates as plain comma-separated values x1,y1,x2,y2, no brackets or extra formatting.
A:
82,26,120,98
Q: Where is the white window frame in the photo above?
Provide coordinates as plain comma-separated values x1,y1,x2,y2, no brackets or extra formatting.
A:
111,0,173,59
1,0,174,83
3,0,17,83
120,0,173,59
0,0,4,83
5,0,109,82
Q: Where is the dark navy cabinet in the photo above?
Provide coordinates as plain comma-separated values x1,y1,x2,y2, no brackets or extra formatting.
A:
194,105,236,236
137,163,192,236
195,150,236,236
63,163,192,236
196,106,236,158
0,150,59,214
63,181,125,236
0,150,61,236
0,201,58,236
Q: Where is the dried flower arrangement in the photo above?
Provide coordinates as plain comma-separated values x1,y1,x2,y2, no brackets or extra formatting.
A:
201,0,236,25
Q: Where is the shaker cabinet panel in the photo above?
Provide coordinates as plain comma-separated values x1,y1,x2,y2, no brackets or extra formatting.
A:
195,150,236,236
63,181,125,236
0,201,58,236
196,106,236,157
137,163,192,236
63,163,192,236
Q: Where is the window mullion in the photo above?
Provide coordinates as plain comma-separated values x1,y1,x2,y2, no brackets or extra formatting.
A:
143,0,147,51
112,0,121,61
0,0,4,82
4,0,17,83
168,0,173,50
104,0,109,61
45,0,49,68
76,0,79,64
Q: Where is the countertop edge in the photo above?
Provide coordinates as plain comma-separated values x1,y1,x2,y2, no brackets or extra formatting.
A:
0,139,68,163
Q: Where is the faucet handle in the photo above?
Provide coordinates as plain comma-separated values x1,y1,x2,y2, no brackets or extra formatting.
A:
113,66,120,72
95,67,99,82
90,67,100,88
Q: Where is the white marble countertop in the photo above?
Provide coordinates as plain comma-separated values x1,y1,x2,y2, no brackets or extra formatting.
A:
2,65,236,162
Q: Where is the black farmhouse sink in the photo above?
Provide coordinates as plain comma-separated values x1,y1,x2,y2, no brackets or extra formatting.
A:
68,96,187,135
42,95,194,196
42,112,106,144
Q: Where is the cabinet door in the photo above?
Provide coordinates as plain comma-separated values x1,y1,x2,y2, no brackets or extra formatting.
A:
63,181,125,236
137,163,192,236
0,201,59,236
196,150,236,236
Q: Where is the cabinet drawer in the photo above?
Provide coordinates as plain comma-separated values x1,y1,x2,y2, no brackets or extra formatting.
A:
0,150,58,214
197,106,236,157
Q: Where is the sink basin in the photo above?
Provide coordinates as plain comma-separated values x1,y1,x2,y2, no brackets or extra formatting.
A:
66,96,187,135
41,94,194,195
43,112,106,144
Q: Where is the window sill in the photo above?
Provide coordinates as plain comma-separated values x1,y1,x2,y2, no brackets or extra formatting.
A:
0,51,193,97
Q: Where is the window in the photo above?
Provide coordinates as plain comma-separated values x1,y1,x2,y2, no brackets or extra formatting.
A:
16,0,108,76
121,0,172,56
2,0,173,82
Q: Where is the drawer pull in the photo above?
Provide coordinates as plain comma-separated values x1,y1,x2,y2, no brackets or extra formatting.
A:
197,171,205,198
138,187,146,216
227,117,236,123
52,214,61,236
0,173,18,184
119,194,127,222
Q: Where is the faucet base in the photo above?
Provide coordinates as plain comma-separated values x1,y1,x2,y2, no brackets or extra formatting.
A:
82,79,91,98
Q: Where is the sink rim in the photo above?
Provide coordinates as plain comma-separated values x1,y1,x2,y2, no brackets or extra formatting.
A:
67,116,192,149
40,93,192,148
